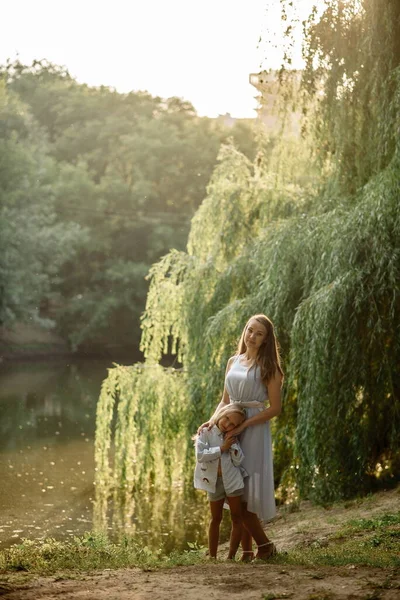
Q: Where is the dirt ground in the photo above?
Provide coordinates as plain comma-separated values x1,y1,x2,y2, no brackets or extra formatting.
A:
1,487,399,600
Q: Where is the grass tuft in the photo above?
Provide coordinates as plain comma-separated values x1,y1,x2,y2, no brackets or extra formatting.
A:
1,512,399,576
0,533,207,576
276,512,400,569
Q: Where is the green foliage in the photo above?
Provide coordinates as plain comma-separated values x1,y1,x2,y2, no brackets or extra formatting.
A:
0,80,86,327
302,0,400,195
95,363,189,490
280,511,400,568
292,157,400,501
188,144,254,267
0,532,206,575
1,509,398,576
0,59,259,350
94,363,190,533
94,0,400,511
137,74,400,505
345,513,400,531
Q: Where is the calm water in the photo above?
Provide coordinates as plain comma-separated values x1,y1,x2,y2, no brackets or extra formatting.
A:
0,359,230,553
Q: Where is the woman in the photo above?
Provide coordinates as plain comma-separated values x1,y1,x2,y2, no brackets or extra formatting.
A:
199,314,283,561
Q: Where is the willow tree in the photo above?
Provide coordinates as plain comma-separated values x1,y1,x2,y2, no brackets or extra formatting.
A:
302,0,400,196
139,139,322,495
96,0,400,515
292,0,400,499
138,1,400,503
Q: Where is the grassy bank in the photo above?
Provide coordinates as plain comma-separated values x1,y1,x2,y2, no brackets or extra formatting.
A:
0,534,206,576
279,512,400,569
1,511,398,577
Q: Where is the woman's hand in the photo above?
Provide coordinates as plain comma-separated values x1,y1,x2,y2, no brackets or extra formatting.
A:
225,422,246,439
197,421,211,434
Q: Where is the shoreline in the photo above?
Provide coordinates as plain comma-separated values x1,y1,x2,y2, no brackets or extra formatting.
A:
1,486,399,599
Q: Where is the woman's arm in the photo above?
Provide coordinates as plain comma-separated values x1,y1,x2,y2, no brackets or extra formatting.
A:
196,357,234,432
213,356,235,412
213,384,230,414
226,371,282,437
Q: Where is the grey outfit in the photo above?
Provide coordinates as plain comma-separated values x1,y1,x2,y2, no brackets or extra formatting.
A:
225,354,276,522
194,425,246,498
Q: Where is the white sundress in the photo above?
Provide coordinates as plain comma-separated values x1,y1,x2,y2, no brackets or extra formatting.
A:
225,354,276,522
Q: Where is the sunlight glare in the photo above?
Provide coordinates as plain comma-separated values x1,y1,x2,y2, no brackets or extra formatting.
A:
0,0,329,118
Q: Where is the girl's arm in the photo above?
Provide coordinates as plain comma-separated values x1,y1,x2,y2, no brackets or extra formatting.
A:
196,430,222,462
226,371,282,438
196,429,235,462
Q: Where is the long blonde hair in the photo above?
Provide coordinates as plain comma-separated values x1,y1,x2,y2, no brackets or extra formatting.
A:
237,314,284,384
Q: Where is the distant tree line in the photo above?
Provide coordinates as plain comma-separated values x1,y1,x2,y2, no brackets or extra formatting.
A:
0,59,258,352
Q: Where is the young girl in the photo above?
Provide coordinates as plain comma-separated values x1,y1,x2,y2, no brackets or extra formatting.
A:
194,404,247,559
198,314,283,561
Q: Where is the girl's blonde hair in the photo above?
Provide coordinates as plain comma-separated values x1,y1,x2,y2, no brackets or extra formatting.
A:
210,403,246,428
193,402,246,442
237,314,284,384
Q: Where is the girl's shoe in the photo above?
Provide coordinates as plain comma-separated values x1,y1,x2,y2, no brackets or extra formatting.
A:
253,541,277,562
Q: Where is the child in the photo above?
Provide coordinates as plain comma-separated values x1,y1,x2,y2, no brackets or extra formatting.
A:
194,404,247,559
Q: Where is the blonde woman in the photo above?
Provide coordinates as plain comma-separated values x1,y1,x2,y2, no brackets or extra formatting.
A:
199,314,283,561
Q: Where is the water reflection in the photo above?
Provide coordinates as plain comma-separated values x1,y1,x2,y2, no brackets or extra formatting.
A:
0,360,231,552
93,481,232,554
0,360,106,547
0,362,96,451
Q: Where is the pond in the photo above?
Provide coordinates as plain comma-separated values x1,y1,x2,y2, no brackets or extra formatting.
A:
0,359,231,554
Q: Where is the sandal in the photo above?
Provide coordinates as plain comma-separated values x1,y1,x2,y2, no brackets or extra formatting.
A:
240,550,255,562
253,541,277,562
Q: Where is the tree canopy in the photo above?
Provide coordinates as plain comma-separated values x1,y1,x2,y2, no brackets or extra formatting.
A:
0,59,258,350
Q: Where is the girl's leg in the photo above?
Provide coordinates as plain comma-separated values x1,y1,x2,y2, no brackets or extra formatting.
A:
208,498,224,558
225,495,243,560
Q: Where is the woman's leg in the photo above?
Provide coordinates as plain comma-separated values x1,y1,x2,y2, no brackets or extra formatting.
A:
208,498,224,558
242,503,275,559
225,495,243,559
240,501,257,561
240,522,254,561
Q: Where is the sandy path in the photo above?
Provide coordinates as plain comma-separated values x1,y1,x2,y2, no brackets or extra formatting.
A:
1,563,399,600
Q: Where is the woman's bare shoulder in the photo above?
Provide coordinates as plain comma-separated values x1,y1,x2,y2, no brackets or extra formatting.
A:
226,355,238,371
264,369,284,389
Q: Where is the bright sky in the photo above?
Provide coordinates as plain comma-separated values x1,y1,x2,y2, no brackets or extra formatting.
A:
0,0,320,118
